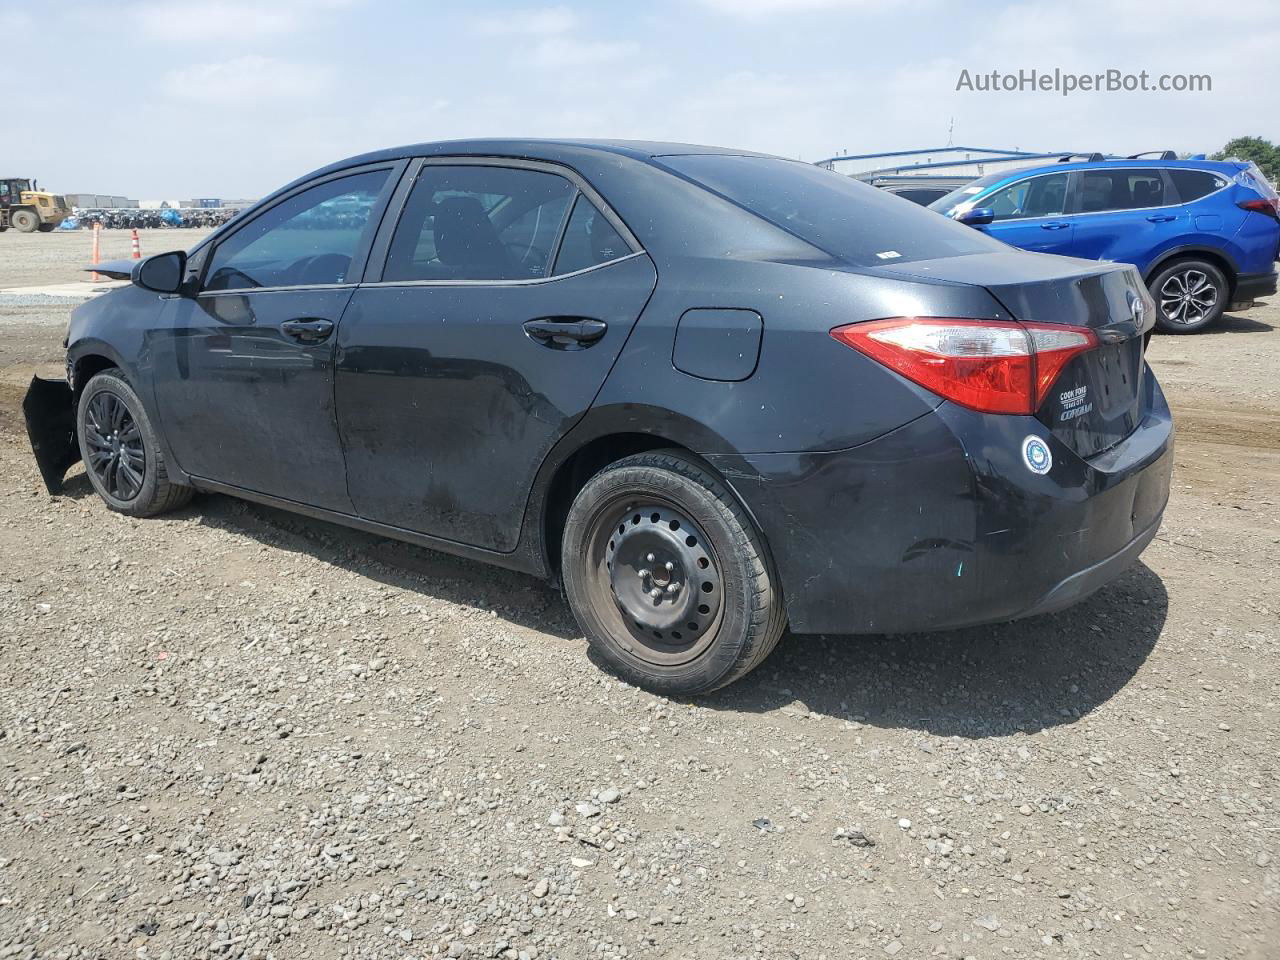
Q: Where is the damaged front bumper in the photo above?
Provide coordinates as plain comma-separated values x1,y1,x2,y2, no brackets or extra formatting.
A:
22,375,80,494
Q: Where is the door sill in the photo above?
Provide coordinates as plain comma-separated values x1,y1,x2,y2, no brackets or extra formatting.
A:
188,476,540,576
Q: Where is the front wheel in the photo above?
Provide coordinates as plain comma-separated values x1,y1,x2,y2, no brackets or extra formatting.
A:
10,208,39,233
76,369,193,516
1150,259,1228,333
561,450,786,696
37,222,56,232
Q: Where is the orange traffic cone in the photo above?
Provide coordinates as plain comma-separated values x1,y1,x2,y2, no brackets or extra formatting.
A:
89,222,102,282
130,229,141,259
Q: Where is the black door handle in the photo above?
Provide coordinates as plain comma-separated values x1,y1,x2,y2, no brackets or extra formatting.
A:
281,318,335,343
1039,222,1070,230
523,317,608,348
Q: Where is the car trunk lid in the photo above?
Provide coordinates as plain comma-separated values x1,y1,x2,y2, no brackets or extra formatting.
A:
871,251,1155,458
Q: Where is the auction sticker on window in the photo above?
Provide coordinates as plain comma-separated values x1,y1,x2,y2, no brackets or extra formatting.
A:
1022,435,1053,475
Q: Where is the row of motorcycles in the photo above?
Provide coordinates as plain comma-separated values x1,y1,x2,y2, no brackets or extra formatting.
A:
63,208,240,230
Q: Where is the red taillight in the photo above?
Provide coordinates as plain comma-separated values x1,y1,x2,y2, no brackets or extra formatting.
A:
831,317,1097,415
1238,197,1280,219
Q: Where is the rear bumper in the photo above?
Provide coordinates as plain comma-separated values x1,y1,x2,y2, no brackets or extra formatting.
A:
1234,270,1277,302
709,369,1173,635
1013,511,1161,620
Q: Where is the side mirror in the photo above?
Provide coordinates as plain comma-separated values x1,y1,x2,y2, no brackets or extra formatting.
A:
958,207,995,226
133,251,187,294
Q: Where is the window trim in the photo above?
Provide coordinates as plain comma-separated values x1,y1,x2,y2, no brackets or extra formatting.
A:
196,160,406,297
363,155,643,287
972,166,1234,223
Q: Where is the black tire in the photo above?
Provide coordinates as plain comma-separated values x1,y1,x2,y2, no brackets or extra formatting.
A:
36,222,56,233
562,450,785,696
10,208,39,233
76,369,193,517
1149,258,1228,333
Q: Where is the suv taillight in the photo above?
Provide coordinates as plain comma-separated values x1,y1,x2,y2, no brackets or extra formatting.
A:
831,317,1097,415
1238,197,1280,219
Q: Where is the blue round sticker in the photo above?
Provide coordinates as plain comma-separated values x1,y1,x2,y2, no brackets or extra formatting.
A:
1022,435,1052,475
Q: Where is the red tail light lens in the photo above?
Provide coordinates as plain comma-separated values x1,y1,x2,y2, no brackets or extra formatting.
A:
831,318,1097,415
1238,197,1280,219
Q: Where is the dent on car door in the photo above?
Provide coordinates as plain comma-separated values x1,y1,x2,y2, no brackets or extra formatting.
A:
979,172,1074,253
335,160,657,552
150,165,399,511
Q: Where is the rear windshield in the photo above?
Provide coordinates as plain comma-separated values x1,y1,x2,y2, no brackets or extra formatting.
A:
659,155,1005,267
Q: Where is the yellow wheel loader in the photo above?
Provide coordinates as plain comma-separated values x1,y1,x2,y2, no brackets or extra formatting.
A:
0,177,70,233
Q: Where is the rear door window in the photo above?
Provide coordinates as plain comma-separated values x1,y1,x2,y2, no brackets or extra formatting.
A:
552,195,630,275
981,173,1069,221
383,165,575,282
1074,168,1167,212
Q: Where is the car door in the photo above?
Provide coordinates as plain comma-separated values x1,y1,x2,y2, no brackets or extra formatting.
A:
335,158,657,551
150,163,401,512
1066,167,1186,269
974,172,1074,253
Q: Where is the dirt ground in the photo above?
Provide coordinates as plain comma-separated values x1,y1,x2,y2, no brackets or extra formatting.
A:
0,228,1276,960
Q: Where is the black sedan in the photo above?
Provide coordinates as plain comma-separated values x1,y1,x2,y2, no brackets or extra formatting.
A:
24,140,1173,695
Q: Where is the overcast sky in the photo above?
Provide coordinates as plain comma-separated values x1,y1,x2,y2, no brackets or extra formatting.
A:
6,0,1276,199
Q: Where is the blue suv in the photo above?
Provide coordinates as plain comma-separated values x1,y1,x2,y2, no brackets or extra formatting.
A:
930,155,1280,332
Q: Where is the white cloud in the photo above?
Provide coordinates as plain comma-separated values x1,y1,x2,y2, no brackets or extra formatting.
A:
471,7,635,70
471,5,578,35
128,0,358,42
697,0,887,15
527,36,638,68
162,56,334,105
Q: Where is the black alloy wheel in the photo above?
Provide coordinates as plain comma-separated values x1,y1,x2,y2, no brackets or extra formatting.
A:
76,369,194,516
83,389,146,501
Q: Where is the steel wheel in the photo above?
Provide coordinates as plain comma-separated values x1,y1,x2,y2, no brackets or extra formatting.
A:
586,498,724,667
1159,267,1219,326
83,390,146,501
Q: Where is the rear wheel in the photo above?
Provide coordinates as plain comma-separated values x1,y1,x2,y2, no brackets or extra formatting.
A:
76,369,193,516
1150,258,1228,333
562,450,785,696
10,208,39,233
36,222,56,232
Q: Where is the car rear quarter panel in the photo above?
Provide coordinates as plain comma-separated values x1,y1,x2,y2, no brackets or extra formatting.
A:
594,257,1012,456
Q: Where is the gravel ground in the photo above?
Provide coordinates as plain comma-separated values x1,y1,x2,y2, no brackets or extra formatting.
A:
1,231,1277,960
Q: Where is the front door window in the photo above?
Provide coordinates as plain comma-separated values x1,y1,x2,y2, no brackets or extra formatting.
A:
203,171,389,291
982,174,1069,221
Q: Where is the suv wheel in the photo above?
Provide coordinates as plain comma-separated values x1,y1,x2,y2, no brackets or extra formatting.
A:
77,369,194,516
561,450,786,696
1150,259,1228,333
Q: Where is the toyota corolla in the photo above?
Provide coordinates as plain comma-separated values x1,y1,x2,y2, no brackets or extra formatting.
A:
23,140,1173,695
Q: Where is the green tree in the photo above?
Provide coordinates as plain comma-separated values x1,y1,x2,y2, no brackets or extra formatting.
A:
1212,136,1280,182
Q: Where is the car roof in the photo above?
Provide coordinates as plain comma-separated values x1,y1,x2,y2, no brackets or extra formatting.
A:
984,157,1243,185
319,138,779,171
